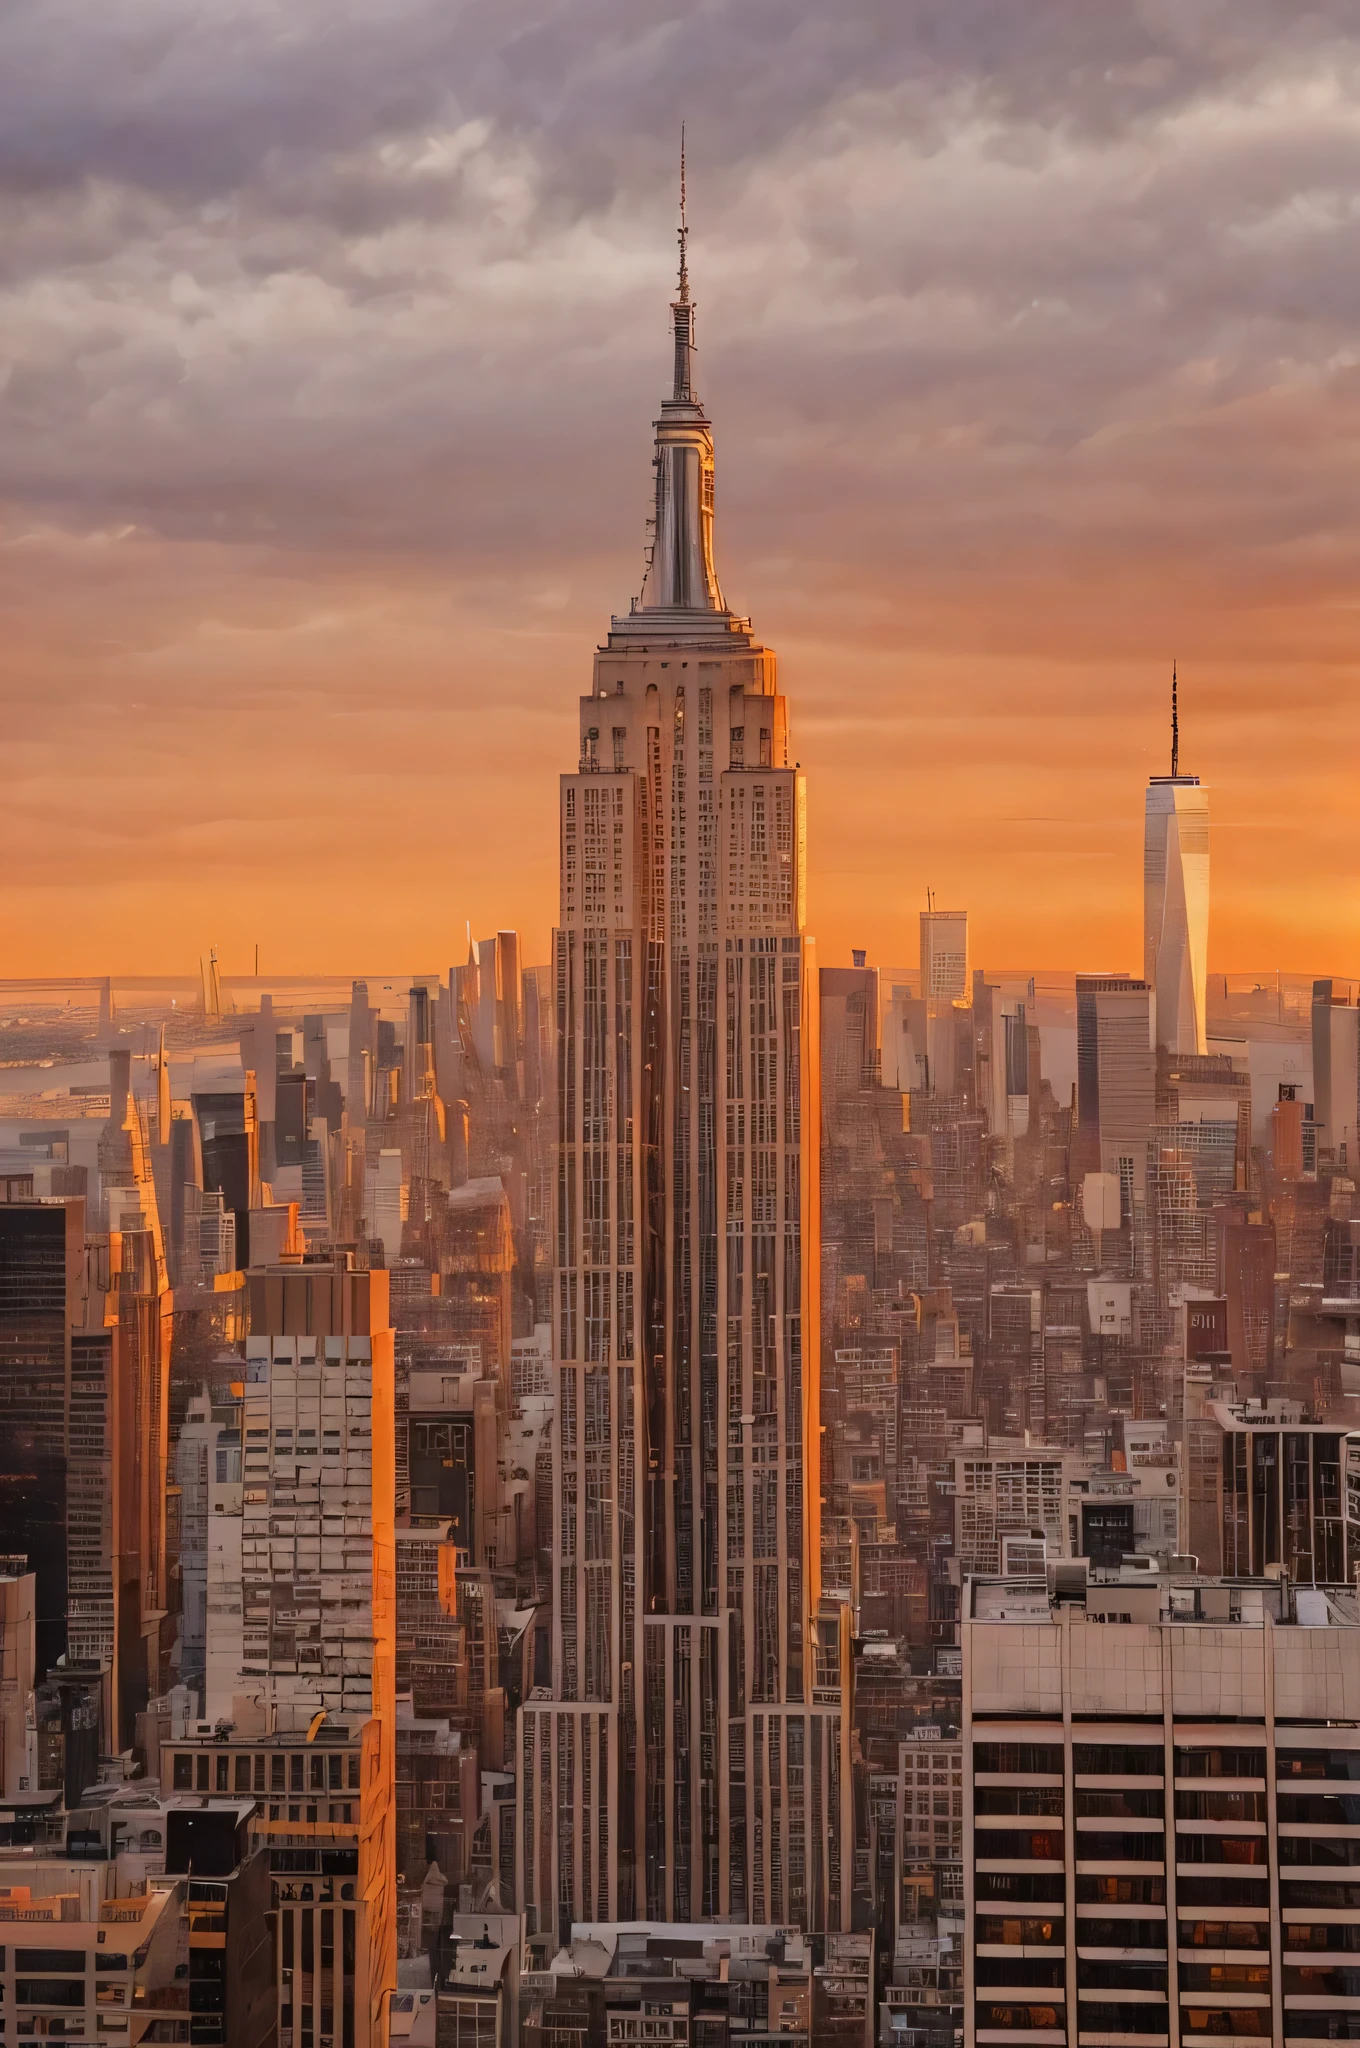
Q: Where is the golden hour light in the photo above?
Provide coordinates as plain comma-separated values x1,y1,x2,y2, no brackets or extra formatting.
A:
2,12,1358,2045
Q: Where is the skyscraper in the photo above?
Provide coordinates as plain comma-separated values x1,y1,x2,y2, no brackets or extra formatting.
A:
919,909,968,1004
1144,672,1209,1053
519,203,849,1939
1311,978,1359,1161
1074,974,1155,1217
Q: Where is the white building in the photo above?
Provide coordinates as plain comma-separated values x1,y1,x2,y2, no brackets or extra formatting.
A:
1144,776,1210,1056
204,1263,395,1738
1312,980,1360,1160
898,1726,964,1873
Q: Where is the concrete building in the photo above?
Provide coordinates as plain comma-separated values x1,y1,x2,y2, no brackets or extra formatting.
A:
952,1441,1087,1579
160,1724,387,2048
975,975,1033,1148
0,1560,37,1799
897,1726,964,1875
520,1920,815,2044
0,1876,188,2046
0,1785,276,2048
1311,980,1360,1162
1065,1460,1182,1569
961,1561,1360,2048
1183,1395,1358,1583
921,913,969,1006
202,1256,396,2040
920,912,969,1100
521,227,846,1939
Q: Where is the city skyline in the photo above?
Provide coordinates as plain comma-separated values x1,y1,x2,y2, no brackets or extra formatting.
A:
5,7,1360,975
5,15,1360,2041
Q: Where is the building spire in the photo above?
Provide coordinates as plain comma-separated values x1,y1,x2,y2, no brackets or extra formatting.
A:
1171,659,1179,777
635,132,724,614
672,126,694,403
677,124,689,304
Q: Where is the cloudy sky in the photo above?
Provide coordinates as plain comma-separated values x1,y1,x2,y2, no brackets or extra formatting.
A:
4,0,1360,977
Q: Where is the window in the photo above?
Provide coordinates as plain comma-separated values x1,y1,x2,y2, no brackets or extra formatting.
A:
974,1743,1063,1776
1175,1748,1265,1780
17,1981,87,2007
1075,1745,1162,1776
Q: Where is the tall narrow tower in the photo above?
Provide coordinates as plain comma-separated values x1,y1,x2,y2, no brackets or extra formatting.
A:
518,182,849,1943
1145,668,1209,1054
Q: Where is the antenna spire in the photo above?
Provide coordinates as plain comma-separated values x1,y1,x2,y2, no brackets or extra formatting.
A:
677,124,689,304
1171,660,1179,777
670,126,694,401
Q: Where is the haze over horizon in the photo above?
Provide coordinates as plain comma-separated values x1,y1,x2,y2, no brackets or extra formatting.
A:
4,0,1360,976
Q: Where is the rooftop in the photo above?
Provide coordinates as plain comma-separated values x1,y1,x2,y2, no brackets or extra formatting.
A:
967,1562,1360,1627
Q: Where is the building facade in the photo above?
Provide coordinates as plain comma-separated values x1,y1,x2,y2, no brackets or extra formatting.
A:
962,1565,1360,2048
201,1257,397,2042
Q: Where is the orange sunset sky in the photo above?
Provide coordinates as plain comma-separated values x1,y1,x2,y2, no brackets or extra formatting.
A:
3,3,1359,981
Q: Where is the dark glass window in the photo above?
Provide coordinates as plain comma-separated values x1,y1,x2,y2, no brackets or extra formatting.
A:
1079,1919,1166,1949
1076,1788,1163,1818
1077,1876,1166,1905
975,1958,1065,1988
976,1788,1064,1816
975,1742,1063,1775
1278,1750,1360,1781
1074,1744,1162,1775
1175,1748,1265,1779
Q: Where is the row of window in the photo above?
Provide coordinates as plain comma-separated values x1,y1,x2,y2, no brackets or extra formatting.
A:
975,1741,1360,1779
975,1784,1356,1821
170,1750,360,1794
0,1950,129,1973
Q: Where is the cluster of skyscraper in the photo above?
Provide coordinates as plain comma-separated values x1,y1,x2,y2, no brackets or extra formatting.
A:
2,232,1360,2048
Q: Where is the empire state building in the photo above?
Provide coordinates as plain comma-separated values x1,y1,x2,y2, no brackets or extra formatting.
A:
517,215,851,1940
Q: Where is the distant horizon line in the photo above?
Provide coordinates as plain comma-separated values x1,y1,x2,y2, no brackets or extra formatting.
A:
0,966,1347,996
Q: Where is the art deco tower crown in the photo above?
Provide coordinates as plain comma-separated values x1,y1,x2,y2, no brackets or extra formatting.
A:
636,139,724,617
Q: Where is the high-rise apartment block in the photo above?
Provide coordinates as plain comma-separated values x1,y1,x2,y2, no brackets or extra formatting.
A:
963,1562,1360,2048
200,1257,397,2046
